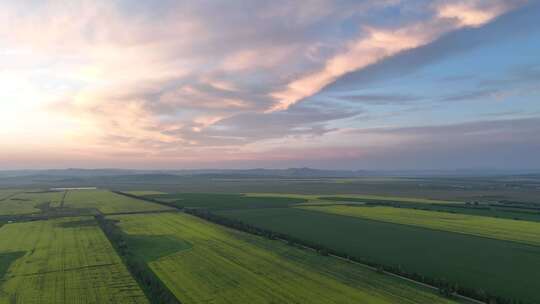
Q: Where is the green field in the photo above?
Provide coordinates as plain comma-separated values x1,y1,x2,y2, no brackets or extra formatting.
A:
0,217,148,303
124,191,167,196
318,194,460,204
318,195,540,222
0,191,64,216
217,207,540,303
300,205,540,246
0,185,536,303
110,212,459,304
0,190,21,201
142,193,306,210
64,190,171,214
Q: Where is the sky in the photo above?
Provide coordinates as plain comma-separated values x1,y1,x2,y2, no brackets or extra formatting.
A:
0,0,539,170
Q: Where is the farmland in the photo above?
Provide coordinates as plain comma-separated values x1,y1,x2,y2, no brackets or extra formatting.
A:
0,216,148,303
142,192,306,210
300,205,540,246
0,174,538,304
0,191,64,216
110,212,460,304
319,195,540,222
217,207,540,303
63,190,171,214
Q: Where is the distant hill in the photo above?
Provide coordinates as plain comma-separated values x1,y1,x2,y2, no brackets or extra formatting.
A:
1,167,539,180
0,168,370,179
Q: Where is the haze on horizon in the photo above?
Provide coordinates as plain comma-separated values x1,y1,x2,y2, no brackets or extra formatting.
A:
1,0,539,170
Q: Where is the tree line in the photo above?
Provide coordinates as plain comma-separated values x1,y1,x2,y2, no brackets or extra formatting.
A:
185,208,526,304
95,215,181,304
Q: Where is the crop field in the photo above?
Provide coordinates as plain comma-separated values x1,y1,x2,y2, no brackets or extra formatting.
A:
246,193,540,221
0,190,21,201
0,181,536,303
110,212,459,304
141,193,306,210
0,217,148,303
317,194,460,205
0,190,64,216
124,191,167,196
64,190,171,214
300,205,540,246
242,192,463,206
217,207,540,303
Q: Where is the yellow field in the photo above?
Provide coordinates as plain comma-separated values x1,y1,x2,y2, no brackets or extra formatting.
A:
319,194,460,204
245,193,459,205
64,190,171,214
0,217,148,304
111,212,459,304
301,205,540,246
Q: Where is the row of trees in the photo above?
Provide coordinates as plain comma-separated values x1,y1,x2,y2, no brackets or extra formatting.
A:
96,215,181,304
112,191,182,210
185,208,525,304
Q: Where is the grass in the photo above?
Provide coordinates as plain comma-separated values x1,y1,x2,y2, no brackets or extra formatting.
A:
300,205,540,246
143,193,306,210
110,212,460,304
0,217,148,303
64,189,171,214
217,207,540,303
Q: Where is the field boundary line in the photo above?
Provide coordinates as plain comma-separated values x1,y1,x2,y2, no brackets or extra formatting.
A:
60,190,67,208
96,215,181,304
113,191,184,211
268,235,484,304
188,210,486,304
298,205,540,248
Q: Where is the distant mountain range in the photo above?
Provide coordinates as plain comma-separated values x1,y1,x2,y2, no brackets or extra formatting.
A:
1,167,539,179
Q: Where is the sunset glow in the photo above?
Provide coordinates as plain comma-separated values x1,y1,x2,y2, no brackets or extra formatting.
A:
1,0,539,169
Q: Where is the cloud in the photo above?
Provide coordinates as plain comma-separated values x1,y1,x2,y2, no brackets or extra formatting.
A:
269,26,430,111
323,0,539,93
440,89,499,102
0,0,536,169
267,0,522,112
337,94,421,105
335,117,540,169
162,101,363,147
435,0,516,27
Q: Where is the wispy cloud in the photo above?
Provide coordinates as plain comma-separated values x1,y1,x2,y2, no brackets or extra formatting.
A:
0,0,537,169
